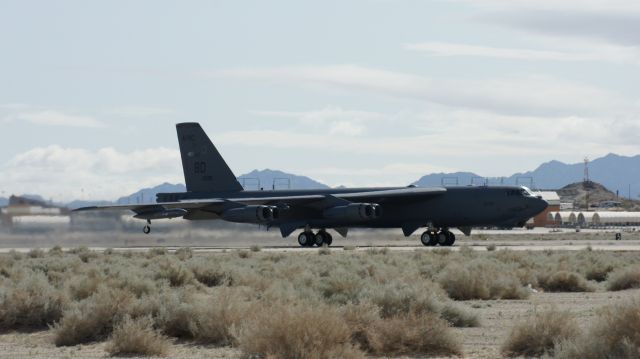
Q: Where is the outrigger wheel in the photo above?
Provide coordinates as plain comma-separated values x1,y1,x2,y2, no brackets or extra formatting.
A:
143,220,151,234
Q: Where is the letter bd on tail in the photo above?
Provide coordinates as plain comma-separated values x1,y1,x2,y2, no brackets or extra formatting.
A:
75,123,548,247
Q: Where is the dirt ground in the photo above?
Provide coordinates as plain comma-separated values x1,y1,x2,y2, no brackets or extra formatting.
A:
1,270,638,359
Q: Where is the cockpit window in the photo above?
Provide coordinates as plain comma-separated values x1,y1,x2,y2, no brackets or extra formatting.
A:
506,187,533,197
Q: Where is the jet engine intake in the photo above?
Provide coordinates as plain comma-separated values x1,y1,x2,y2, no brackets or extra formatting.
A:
222,205,279,223
134,208,188,220
323,203,381,221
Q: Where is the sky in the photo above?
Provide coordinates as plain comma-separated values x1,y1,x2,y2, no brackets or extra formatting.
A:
1,0,639,202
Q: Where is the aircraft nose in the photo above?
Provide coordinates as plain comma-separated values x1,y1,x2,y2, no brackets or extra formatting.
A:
533,197,548,215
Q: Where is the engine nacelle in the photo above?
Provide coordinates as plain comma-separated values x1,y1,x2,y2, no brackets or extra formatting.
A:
323,203,381,221
222,205,279,223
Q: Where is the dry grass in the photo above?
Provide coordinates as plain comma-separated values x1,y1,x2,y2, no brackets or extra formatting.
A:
366,312,462,357
237,303,364,359
436,258,529,300
501,309,579,357
607,266,640,291
106,315,169,357
538,271,595,292
0,272,68,330
53,287,135,346
555,299,640,359
1,246,640,357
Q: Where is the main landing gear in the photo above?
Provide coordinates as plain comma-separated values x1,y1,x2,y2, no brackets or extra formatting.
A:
298,230,333,247
420,229,455,247
143,219,151,234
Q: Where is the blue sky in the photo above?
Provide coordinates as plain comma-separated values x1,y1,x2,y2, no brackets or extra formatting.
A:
1,0,639,201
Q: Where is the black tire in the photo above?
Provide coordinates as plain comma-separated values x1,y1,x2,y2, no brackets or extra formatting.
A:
420,232,431,246
314,232,325,246
443,231,455,246
437,232,448,246
143,225,151,234
421,231,438,246
429,232,439,246
298,232,312,247
324,233,333,246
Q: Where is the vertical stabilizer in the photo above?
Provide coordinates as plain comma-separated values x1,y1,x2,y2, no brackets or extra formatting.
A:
176,123,243,193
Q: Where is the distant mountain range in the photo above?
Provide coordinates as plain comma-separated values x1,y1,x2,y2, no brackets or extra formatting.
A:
413,153,640,199
5,154,640,210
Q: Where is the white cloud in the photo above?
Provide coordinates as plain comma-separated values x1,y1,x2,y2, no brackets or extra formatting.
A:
109,106,175,118
404,41,640,65
10,110,106,128
214,65,626,117
1,145,183,201
329,121,365,136
251,106,380,136
453,0,640,12
217,107,640,162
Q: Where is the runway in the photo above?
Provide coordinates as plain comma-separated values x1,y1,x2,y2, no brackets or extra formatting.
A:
2,241,640,253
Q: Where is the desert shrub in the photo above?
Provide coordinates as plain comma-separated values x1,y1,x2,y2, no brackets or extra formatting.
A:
486,244,497,251
319,272,363,304
501,309,579,357
361,282,440,318
340,302,381,351
8,250,23,261
189,289,252,345
436,259,529,300
174,247,193,261
53,287,135,346
607,266,640,291
237,303,364,359
27,249,45,259
440,304,480,327
584,262,614,282
189,261,231,287
49,245,64,255
0,271,68,330
106,315,169,357
366,247,389,255
154,258,194,287
366,312,462,357
555,299,640,359
538,271,594,292
114,272,158,298
150,288,201,339
147,247,168,258
318,246,331,255
250,245,261,252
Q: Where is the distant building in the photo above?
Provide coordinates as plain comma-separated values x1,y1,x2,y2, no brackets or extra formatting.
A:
531,191,560,227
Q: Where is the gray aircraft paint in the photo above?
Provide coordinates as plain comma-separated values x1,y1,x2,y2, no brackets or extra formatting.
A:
75,123,548,243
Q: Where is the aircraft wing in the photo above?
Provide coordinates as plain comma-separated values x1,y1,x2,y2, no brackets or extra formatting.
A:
72,187,446,218
335,187,446,203
74,187,445,212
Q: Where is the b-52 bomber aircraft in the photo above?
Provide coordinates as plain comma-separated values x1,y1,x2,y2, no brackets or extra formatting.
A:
75,123,548,247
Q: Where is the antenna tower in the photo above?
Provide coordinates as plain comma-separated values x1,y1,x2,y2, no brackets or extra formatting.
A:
584,157,590,210
583,157,590,183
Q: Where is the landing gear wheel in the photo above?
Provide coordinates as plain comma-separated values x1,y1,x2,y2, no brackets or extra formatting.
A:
443,231,456,246
143,225,151,234
298,232,314,247
420,231,438,246
314,232,326,246
324,233,333,246
437,232,448,246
